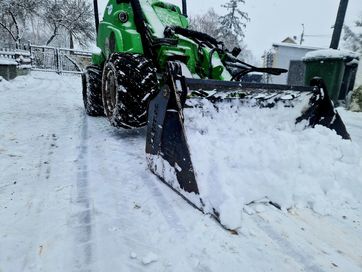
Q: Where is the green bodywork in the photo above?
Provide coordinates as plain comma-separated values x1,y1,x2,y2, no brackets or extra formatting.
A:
92,0,232,80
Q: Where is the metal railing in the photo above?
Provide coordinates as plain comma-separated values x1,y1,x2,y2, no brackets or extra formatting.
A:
29,45,92,74
0,45,92,73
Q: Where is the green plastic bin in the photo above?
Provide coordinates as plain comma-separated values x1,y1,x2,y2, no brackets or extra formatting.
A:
303,49,359,102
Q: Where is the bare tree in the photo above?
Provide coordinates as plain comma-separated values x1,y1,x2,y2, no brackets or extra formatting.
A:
43,0,63,46
65,0,95,49
189,2,250,51
0,0,40,48
43,0,95,48
189,9,222,40
189,8,253,62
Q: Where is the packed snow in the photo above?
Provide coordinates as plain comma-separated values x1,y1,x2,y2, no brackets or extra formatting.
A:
185,99,362,229
0,72,362,272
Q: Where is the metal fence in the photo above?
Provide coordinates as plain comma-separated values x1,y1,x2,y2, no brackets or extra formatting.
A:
30,45,92,74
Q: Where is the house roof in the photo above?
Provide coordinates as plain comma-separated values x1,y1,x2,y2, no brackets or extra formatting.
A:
272,43,324,51
281,37,297,44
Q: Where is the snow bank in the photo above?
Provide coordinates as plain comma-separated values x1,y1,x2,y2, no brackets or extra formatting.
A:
303,49,359,61
184,99,362,229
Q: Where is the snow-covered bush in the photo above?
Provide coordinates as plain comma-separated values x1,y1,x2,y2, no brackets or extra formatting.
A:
349,85,362,112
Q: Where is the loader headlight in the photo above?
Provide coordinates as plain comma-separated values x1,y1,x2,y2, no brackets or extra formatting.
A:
118,11,128,23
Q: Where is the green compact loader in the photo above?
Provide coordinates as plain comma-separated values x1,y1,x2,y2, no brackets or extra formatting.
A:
83,0,350,228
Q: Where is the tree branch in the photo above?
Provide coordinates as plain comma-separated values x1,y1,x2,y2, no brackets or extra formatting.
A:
46,25,59,45
9,10,20,41
0,21,17,42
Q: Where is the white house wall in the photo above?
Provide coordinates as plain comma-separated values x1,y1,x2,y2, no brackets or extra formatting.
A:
271,46,317,85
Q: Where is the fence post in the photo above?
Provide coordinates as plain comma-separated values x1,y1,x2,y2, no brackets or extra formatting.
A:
55,48,61,74
28,42,33,68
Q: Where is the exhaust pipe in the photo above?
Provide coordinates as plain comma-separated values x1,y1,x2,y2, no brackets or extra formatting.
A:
182,0,187,17
93,0,100,33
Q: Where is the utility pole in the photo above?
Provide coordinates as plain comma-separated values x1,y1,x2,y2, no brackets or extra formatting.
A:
182,0,188,17
300,24,305,45
93,0,100,33
330,0,349,49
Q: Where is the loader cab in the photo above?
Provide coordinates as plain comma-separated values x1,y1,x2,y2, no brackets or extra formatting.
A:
93,0,191,67
95,0,144,63
151,1,188,28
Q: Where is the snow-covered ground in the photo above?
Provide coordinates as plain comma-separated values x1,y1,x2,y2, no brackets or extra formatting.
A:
0,72,361,272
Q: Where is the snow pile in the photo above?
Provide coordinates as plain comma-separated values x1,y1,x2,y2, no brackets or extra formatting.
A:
303,49,359,61
184,99,362,229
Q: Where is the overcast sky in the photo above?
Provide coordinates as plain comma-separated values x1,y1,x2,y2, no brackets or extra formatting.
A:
98,0,361,59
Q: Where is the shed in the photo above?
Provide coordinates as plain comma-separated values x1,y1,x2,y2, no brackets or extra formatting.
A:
0,58,18,80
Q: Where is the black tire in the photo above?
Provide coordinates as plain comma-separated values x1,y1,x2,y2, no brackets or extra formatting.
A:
82,65,104,116
102,53,158,129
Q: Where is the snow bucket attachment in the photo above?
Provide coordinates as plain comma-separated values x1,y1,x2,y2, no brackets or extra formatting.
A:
146,62,350,230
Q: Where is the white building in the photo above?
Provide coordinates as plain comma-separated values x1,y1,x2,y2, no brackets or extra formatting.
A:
263,39,322,85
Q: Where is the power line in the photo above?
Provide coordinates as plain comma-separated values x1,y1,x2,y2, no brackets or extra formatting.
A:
304,34,332,38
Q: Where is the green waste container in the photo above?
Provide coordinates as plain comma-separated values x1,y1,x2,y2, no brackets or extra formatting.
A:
303,49,359,102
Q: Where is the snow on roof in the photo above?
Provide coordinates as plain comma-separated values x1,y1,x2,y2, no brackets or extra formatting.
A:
303,49,360,61
272,43,323,51
281,37,297,44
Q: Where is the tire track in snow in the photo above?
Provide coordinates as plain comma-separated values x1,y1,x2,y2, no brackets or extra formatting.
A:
89,123,147,271
20,134,53,271
88,120,191,271
95,122,188,235
90,122,165,270
72,113,94,272
15,75,76,271
42,133,58,181
253,212,326,272
142,175,188,236
106,124,188,235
